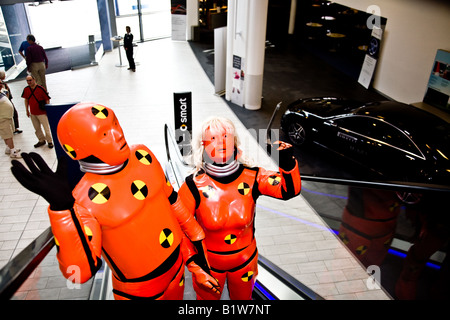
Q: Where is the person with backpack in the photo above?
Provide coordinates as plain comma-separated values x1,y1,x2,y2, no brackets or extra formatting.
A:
21,74,53,148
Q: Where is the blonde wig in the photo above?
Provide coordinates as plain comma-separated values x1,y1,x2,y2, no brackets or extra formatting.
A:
189,116,253,174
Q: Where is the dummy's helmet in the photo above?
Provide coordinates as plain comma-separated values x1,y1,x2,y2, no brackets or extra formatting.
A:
57,102,130,166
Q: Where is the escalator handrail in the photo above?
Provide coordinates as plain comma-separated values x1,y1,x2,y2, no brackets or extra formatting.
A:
300,175,450,194
164,123,191,167
257,254,325,300
0,227,55,300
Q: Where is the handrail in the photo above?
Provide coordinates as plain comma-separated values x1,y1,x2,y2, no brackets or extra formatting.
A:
0,227,55,300
300,175,450,194
256,255,324,300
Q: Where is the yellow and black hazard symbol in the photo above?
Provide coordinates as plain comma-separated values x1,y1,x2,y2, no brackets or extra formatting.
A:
241,271,254,282
339,232,349,245
159,228,174,248
356,245,368,255
224,234,237,245
55,236,60,252
179,273,185,286
88,183,111,204
84,226,93,241
91,105,109,119
201,185,216,198
268,175,281,186
63,144,77,159
135,149,152,165
237,182,250,196
131,180,148,200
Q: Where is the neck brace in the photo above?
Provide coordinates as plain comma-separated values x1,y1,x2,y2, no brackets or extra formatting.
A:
79,160,125,174
204,160,239,178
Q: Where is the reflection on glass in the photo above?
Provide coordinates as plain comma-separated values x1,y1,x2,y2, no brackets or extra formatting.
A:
0,9,14,72
302,180,449,300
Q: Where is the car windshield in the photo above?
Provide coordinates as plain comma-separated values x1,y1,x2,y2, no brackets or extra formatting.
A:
335,115,424,158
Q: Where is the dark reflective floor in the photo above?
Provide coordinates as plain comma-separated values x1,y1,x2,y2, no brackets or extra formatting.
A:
189,31,450,300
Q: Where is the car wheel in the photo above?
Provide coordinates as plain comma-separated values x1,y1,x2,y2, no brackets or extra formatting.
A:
396,191,422,205
287,122,307,146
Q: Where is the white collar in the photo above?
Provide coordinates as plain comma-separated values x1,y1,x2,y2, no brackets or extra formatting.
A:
204,160,240,178
79,160,125,174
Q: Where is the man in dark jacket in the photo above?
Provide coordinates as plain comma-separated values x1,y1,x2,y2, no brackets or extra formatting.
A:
25,34,49,91
124,26,136,72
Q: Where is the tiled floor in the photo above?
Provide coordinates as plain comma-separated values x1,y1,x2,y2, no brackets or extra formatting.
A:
1,38,391,300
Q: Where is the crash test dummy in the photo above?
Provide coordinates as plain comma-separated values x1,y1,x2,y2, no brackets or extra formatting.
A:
11,102,219,299
178,116,302,300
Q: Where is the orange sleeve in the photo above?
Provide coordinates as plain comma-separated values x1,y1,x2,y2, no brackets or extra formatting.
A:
48,203,102,284
257,160,301,200
165,174,204,241
180,232,198,264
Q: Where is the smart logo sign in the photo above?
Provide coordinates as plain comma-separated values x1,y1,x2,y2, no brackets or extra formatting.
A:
174,92,192,156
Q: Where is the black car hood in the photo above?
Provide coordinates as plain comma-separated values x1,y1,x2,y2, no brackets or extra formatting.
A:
287,97,363,118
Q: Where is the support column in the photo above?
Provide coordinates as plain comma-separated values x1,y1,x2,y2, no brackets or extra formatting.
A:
225,0,236,102
244,0,268,110
97,0,113,51
225,0,268,110
289,0,297,34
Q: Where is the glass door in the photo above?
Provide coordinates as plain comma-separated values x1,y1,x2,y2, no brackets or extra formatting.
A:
114,0,171,42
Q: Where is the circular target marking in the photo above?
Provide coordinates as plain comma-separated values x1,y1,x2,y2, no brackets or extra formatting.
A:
268,175,281,186
201,185,216,198
159,228,174,248
84,226,93,241
88,183,111,204
135,149,152,165
237,182,250,195
131,180,148,200
63,144,77,159
91,105,109,119
356,245,368,255
224,234,237,245
241,271,254,282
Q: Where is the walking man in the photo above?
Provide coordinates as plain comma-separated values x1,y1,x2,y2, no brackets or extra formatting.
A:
25,34,49,91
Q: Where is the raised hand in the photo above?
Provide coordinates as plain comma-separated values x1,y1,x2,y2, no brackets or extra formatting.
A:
11,152,75,211
267,140,296,171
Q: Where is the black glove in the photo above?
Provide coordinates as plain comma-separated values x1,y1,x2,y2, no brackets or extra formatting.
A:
267,140,296,171
11,152,75,211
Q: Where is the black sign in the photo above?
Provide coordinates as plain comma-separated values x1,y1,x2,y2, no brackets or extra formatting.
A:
173,92,192,156
233,55,241,69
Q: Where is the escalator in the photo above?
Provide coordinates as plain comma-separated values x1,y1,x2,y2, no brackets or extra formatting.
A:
2,124,448,300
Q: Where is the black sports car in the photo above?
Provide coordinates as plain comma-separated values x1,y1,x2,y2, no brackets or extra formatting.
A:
280,97,450,185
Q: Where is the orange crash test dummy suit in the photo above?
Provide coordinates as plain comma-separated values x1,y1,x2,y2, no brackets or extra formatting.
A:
178,116,302,300
11,102,219,299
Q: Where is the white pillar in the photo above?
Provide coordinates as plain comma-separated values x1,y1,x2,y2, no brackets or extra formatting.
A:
186,0,198,40
244,0,268,110
225,0,237,102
